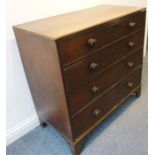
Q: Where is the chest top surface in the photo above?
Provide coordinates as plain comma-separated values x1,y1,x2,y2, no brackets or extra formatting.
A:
14,5,145,40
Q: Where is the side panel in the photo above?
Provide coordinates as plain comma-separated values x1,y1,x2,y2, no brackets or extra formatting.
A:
13,28,73,141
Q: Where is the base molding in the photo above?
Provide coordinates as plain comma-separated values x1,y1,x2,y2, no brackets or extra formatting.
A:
6,114,39,146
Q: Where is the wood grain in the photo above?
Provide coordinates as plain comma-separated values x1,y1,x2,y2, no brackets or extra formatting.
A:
71,68,142,139
14,5,145,39
67,49,143,116
64,48,143,94
58,12,145,66
13,28,73,141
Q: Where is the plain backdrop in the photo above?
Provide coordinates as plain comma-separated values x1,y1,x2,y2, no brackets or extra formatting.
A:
6,0,147,145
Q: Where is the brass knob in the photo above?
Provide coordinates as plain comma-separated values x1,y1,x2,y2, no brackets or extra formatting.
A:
127,62,134,68
87,38,97,47
128,41,135,48
91,86,99,93
90,62,98,70
129,22,136,28
93,108,101,117
127,82,134,88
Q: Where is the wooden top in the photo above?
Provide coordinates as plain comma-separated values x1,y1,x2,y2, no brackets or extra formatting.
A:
14,5,145,40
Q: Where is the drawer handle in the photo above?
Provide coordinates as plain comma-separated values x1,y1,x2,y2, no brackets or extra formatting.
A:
127,62,134,68
93,109,101,117
87,38,97,47
91,86,99,93
90,62,98,70
127,82,134,88
128,41,135,48
129,22,136,28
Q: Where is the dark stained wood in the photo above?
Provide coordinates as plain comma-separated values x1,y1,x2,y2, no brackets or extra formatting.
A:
64,47,143,94
63,29,144,69
67,49,143,116
58,11,145,66
63,29,144,91
72,85,142,145
131,86,141,97
13,5,146,155
40,122,48,128
135,87,141,97
13,28,73,141
71,68,142,139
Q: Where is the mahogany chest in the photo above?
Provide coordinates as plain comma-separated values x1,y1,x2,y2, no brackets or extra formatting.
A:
13,5,146,154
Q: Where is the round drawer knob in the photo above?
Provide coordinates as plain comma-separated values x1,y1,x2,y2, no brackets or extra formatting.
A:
129,22,136,28
127,62,134,68
90,62,98,70
128,41,135,48
91,86,99,93
87,38,97,47
93,108,101,117
127,82,134,88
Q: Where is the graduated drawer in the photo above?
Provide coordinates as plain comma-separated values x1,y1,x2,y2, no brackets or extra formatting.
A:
63,30,144,92
71,68,142,139
58,11,146,66
67,49,143,115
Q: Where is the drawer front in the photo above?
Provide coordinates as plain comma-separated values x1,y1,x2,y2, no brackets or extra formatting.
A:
71,68,142,139
64,30,144,92
68,49,143,115
58,11,145,66
65,48,143,98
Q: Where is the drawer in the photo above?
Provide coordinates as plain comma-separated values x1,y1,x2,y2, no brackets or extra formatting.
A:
65,48,143,99
58,11,146,66
71,68,142,139
64,30,144,92
68,49,142,115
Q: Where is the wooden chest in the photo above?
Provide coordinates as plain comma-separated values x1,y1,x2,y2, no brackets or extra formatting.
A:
13,5,146,154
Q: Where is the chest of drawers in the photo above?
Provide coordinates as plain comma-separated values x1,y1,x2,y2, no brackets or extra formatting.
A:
13,5,146,154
